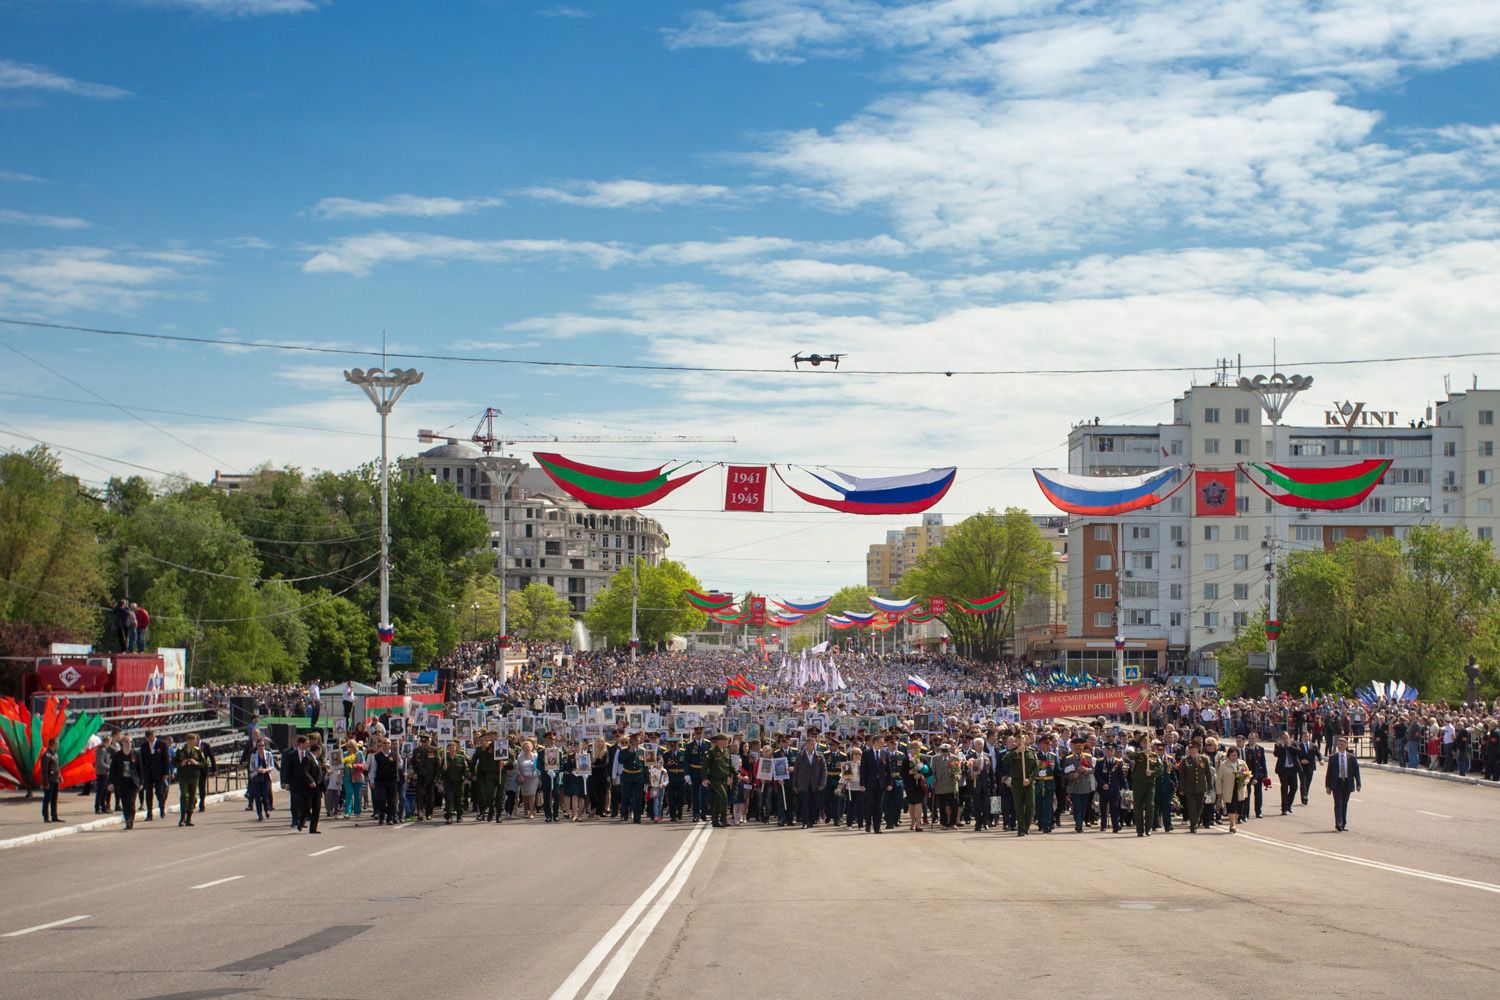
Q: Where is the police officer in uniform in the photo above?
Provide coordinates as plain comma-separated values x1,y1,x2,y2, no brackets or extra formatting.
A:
442,740,470,823
684,727,710,821
173,733,206,827
662,737,688,822
705,732,734,827
617,735,647,823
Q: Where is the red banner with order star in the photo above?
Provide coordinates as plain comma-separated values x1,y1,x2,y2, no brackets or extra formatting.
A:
748,596,767,626
724,466,768,512
1019,684,1150,720
1194,470,1236,516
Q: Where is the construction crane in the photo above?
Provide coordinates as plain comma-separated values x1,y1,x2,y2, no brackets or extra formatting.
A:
419,407,735,453
417,408,735,659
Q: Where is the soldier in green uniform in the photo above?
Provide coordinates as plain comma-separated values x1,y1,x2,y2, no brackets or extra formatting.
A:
663,737,688,822
1034,734,1058,834
883,732,908,831
1175,740,1212,833
1008,732,1039,836
823,738,847,826
411,734,439,820
1129,735,1162,837
471,732,502,822
616,735,646,823
173,733,206,827
705,732,734,828
442,740,470,823
1152,739,1178,833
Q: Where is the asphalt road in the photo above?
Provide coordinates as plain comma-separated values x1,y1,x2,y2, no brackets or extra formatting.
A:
1,767,1497,1000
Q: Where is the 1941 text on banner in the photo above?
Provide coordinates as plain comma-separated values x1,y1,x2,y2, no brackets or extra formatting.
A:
725,465,768,512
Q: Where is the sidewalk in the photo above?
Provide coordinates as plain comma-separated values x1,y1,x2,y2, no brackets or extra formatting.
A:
0,787,237,851
1364,762,1500,789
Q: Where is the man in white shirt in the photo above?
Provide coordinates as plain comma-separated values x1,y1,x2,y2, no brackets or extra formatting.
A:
308,679,322,729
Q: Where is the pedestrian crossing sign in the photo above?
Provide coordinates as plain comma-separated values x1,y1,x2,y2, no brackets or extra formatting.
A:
540,665,555,682
1124,665,1140,682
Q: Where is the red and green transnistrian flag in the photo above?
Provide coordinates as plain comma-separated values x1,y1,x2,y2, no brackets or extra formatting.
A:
727,674,755,698
955,590,1008,614
533,452,708,510
1243,459,1390,511
684,589,736,611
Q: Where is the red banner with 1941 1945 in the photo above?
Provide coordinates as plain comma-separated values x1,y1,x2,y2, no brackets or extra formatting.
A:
725,465,768,512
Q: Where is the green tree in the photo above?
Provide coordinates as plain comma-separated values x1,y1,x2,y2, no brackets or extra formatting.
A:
584,559,708,647
506,582,574,644
0,448,107,639
301,588,373,684
898,508,1054,660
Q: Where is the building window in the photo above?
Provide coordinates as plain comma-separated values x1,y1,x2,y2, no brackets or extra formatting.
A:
1479,499,1494,515
1170,496,1184,512
1169,612,1183,628
1170,555,1183,570
1125,610,1156,626
1392,496,1430,514
1131,525,1152,539
1093,612,1114,628
1481,470,1494,486
1094,554,1113,571
1233,554,1248,570
1444,470,1457,487
1234,407,1252,424
1093,583,1113,599
1233,611,1249,628
1481,527,1495,542
1443,441,1457,457
1203,438,1221,454
1169,440,1183,456
1204,554,1220,571
1329,528,1347,543
1234,439,1250,455
1096,437,1115,452
1482,441,1495,457
1093,525,1112,541
1233,583,1250,600
1203,583,1219,600
1203,611,1221,628
1294,525,1324,543
1169,583,1183,601
1203,525,1220,541
1236,496,1250,513
1234,525,1250,540
1204,408,1220,423
1480,410,1495,425
1364,497,1388,513
1169,525,1184,542
1128,552,1154,570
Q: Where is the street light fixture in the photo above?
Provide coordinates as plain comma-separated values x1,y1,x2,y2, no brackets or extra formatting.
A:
1238,371,1312,699
344,366,423,687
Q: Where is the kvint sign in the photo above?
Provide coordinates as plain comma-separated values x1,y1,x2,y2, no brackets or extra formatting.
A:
724,465,768,512
1325,401,1397,430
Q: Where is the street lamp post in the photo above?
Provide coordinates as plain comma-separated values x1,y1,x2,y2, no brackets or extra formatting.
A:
1237,373,1313,700
478,458,522,666
344,366,423,688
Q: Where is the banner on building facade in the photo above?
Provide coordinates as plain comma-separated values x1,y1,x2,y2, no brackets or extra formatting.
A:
1018,683,1150,720
1194,470,1236,516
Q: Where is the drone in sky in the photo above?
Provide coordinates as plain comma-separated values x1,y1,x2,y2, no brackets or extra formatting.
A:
791,352,845,369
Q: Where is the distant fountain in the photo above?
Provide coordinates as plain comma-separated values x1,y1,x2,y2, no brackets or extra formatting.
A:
571,619,592,653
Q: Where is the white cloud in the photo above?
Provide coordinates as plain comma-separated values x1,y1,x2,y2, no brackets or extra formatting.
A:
522,179,737,209
0,59,131,100
0,208,89,229
0,171,44,183
140,1,318,14
0,246,207,312
539,5,593,17
310,193,503,220
300,231,634,277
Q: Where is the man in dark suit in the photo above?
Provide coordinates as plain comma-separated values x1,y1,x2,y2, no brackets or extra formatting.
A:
280,734,309,830
138,729,170,821
1095,744,1127,833
300,741,325,834
791,737,826,829
1297,731,1322,805
1324,735,1361,831
1273,732,1301,814
108,735,144,830
858,734,889,833
1242,733,1269,819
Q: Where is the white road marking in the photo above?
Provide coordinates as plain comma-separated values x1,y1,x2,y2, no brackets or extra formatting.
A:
548,826,709,1000
308,845,345,857
1236,832,1500,895
190,875,245,890
1416,810,1452,818
583,827,714,1000
2,914,90,937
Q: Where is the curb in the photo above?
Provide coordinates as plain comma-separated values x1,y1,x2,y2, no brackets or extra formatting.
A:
0,790,237,851
1365,763,1500,789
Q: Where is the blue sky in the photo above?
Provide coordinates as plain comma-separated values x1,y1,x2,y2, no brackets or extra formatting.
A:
3,0,1500,594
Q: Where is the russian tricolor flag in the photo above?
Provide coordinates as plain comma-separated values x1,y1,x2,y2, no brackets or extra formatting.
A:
906,674,930,695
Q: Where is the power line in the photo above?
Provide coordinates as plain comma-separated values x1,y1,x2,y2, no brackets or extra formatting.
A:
5,315,1500,378
134,549,379,584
